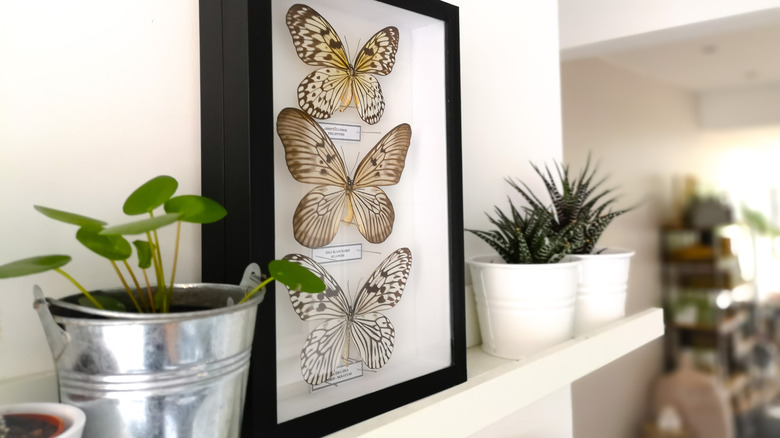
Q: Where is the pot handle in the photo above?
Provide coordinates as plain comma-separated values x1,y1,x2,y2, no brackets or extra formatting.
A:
32,285,70,361
239,263,263,291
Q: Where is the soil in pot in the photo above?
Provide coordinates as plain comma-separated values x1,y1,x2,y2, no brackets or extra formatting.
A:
3,413,65,438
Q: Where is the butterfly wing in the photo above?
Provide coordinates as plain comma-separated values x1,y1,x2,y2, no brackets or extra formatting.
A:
277,107,348,186
282,253,351,320
350,312,395,369
286,4,351,121
351,74,384,125
353,247,412,315
348,124,412,242
349,248,412,369
278,108,349,248
283,253,352,385
297,68,351,120
286,4,350,69
353,26,399,75
293,185,347,248
301,318,349,385
353,123,412,187
351,26,399,124
349,186,394,244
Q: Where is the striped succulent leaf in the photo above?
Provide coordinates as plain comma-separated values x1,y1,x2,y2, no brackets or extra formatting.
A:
522,154,633,255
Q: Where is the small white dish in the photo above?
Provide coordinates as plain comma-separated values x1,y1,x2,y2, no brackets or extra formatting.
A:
0,402,86,438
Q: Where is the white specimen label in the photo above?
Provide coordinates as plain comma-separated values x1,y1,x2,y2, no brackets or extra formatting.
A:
312,243,363,264
312,359,364,391
319,122,361,142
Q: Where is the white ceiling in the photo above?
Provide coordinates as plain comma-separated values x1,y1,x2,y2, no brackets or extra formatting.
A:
602,25,780,91
593,22,780,92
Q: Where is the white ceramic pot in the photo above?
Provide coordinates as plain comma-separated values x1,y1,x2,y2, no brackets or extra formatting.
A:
0,402,86,438
570,248,634,335
467,255,580,360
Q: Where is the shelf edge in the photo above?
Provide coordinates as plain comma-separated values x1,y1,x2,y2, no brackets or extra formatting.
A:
330,308,664,437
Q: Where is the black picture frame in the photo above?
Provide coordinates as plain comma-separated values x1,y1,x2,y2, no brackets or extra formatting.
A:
200,0,464,435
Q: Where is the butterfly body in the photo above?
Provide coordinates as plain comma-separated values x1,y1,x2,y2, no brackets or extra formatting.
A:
283,248,412,385
286,4,399,125
277,107,411,248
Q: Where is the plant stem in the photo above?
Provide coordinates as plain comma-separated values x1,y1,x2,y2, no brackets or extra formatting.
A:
111,261,142,313
152,228,165,281
238,277,273,304
169,221,181,292
141,269,155,313
146,230,168,312
54,268,104,310
123,260,148,312
147,211,169,310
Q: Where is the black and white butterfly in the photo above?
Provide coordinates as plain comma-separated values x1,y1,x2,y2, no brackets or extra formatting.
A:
286,3,399,125
283,248,412,385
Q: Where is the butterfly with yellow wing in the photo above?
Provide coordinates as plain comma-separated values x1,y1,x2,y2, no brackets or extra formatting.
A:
277,107,412,249
286,3,399,125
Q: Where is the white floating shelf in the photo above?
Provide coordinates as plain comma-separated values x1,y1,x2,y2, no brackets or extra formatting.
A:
329,308,665,437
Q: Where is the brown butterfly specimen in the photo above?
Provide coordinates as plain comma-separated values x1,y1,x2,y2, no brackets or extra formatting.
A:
286,3,399,125
277,107,412,248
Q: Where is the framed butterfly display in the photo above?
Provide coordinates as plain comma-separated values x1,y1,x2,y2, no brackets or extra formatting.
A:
199,0,463,436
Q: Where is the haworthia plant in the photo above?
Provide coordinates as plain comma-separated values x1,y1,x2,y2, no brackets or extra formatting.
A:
467,155,633,263
467,198,586,264
506,155,633,255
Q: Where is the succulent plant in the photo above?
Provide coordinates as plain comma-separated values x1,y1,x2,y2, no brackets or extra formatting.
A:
467,195,586,264
508,155,632,254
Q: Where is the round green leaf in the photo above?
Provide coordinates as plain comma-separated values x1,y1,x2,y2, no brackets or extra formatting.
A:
34,206,106,227
79,295,126,312
123,175,178,215
132,240,152,269
100,213,181,235
0,255,71,278
269,259,325,293
164,195,227,224
77,227,132,260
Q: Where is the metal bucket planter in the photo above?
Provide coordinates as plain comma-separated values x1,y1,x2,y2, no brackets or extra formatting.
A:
33,283,264,438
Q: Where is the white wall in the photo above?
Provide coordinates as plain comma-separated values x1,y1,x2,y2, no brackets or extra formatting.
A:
450,0,564,260
0,0,201,382
699,83,780,129
561,58,701,438
443,0,565,348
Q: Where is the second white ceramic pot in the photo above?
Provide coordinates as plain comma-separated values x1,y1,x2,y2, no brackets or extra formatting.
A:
570,248,634,335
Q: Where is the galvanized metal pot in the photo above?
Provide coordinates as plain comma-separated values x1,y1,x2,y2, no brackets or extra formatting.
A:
33,283,264,438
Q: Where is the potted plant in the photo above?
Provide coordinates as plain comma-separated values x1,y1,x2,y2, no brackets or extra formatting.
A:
466,189,586,360
509,155,635,335
0,175,325,438
0,402,86,438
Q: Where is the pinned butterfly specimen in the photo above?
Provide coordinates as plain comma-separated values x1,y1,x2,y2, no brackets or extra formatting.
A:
283,247,412,385
277,107,412,249
286,3,399,125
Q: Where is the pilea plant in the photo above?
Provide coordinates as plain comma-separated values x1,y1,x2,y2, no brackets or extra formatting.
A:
509,155,633,255
0,175,324,312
